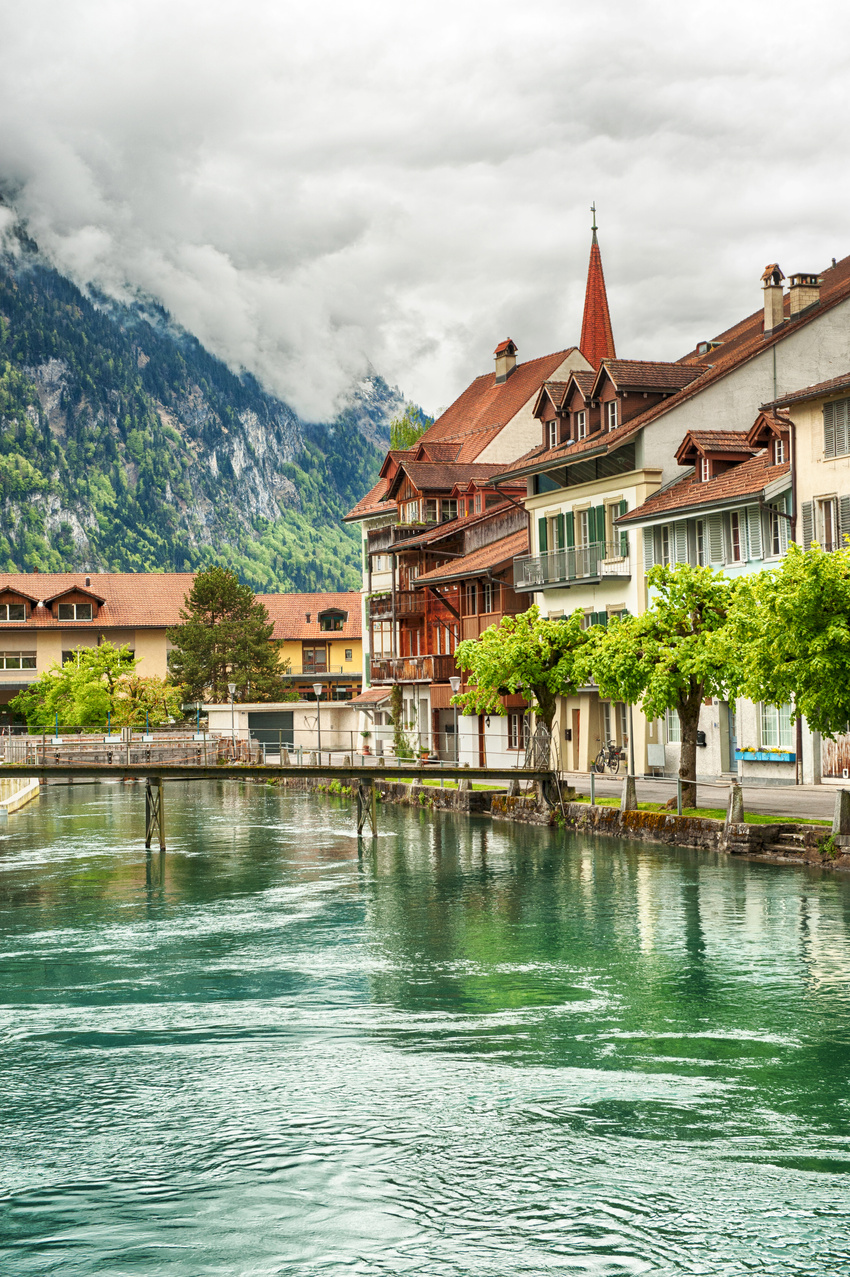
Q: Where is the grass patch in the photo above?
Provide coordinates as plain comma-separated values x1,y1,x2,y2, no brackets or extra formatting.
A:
571,795,829,826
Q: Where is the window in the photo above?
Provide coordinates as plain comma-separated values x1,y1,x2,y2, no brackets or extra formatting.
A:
441,499,457,522
372,554,391,572
57,602,92,620
424,499,438,523
319,614,344,631
761,702,793,750
482,581,494,613
695,520,706,566
465,582,478,614
773,438,786,465
0,602,26,621
666,708,681,743
344,648,353,662
547,419,557,449
576,410,587,440
823,398,850,459
661,525,671,566
578,510,590,547
602,701,612,744
474,493,482,514
507,711,527,750
606,400,618,431
729,511,742,562
402,499,420,523
303,646,327,671
700,457,710,482
768,506,783,556
0,651,36,670
817,497,838,551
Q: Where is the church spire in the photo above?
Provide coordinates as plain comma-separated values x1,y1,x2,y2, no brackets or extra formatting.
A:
580,203,616,369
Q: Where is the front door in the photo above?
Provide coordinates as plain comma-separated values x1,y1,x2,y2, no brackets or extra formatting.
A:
727,704,738,772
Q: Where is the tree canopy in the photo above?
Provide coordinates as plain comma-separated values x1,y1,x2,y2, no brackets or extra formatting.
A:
730,542,850,737
9,642,184,728
453,606,595,733
586,564,741,803
167,566,290,703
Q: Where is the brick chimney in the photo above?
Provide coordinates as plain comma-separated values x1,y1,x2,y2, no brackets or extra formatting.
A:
789,272,821,317
494,339,517,384
761,264,785,334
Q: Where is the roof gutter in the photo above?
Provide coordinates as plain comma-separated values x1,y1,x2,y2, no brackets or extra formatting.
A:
618,481,792,530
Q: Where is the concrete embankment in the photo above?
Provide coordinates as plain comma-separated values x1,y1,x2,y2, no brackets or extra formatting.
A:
0,776,40,814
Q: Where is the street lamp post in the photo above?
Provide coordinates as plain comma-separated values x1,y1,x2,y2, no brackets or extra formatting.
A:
313,682,323,758
449,675,461,763
228,682,236,754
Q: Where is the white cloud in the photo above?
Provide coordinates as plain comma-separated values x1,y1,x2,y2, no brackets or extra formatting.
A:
1,0,849,419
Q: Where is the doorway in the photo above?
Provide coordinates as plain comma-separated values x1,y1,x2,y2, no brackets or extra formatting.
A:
571,708,581,771
726,703,738,773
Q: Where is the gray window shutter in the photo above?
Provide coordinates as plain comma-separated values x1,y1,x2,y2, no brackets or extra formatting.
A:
643,528,655,571
840,496,850,549
675,521,689,563
838,399,850,457
801,501,814,550
707,513,724,564
779,506,789,555
824,402,836,459
746,506,763,560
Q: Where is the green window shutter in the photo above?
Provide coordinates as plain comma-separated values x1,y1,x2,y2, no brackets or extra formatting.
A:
595,504,606,547
565,512,575,548
746,506,763,560
538,516,548,554
555,513,565,550
643,528,655,571
618,500,629,556
801,501,814,550
839,495,850,548
824,402,836,459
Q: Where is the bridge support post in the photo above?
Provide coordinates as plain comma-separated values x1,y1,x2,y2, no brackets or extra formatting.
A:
356,778,377,838
145,778,165,851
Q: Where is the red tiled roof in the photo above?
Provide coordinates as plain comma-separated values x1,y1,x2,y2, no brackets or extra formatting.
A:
763,370,850,409
414,529,529,584
580,233,616,369
537,380,570,411
349,686,391,706
414,347,583,462
675,431,756,467
0,572,194,628
594,359,704,394
387,460,507,499
494,339,516,354
344,476,391,522
618,453,790,524
258,592,362,641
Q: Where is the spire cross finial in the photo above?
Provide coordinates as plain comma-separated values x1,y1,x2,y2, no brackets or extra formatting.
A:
591,201,597,242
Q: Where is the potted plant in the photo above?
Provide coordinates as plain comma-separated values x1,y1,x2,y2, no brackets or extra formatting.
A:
360,729,372,755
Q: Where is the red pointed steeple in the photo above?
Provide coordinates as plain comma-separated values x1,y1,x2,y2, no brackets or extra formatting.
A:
579,204,616,370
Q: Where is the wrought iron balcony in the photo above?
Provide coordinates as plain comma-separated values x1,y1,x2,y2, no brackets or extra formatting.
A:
514,541,631,591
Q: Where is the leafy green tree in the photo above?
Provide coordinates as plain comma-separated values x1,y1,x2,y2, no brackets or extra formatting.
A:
453,606,594,735
389,404,430,451
9,642,183,728
586,564,740,805
730,542,850,737
167,566,290,702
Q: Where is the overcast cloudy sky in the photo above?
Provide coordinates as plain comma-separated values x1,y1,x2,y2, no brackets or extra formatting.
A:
1,0,848,420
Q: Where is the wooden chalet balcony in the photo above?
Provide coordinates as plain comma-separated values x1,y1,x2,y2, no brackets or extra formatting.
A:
514,541,631,591
461,612,506,640
368,590,425,619
370,654,458,684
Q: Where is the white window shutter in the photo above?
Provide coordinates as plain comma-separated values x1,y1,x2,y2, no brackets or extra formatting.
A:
824,402,836,459
801,501,814,550
779,507,789,555
707,513,724,565
675,522,689,563
746,506,763,560
643,528,655,571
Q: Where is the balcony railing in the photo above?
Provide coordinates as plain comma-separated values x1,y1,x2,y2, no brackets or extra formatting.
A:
368,590,425,619
514,541,631,591
370,654,458,684
285,665,351,677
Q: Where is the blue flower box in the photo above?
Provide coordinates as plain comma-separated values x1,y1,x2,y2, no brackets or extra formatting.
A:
734,750,796,762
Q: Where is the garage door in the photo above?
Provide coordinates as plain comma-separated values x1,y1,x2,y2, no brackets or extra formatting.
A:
247,711,294,746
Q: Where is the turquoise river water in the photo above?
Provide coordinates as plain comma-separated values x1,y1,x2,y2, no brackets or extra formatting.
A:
0,781,849,1275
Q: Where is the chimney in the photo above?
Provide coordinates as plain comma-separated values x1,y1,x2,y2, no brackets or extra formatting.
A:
789,272,821,317
761,264,785,334
494,339,517,384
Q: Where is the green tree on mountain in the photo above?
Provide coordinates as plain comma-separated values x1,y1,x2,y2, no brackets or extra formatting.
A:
389,404,430,450
167,566,291,702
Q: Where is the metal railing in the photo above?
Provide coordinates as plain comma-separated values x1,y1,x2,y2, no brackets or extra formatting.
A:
514,541,631,590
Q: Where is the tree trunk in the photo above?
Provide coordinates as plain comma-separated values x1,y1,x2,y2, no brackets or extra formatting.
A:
677,684,703,809
534,685,556,734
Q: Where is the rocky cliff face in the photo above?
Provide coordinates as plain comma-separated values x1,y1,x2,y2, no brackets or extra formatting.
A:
0,233,401,591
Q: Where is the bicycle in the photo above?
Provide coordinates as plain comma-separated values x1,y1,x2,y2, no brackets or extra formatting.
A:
593,740,623,774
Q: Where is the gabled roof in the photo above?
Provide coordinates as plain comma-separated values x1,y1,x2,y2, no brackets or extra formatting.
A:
0,585,40,603
617,451,789,525
414,529,529,584
532,380,570,416
763,370,850,409
349,686,391,706
675,430,755,466
386,460,506,500
344,476,391,522
592,359,704,396
42,584,108,605
411,347,584,462
494,339,517,355
258,592,362,641
747,409,790,447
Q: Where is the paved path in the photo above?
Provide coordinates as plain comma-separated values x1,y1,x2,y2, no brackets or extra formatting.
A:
562,771,842,822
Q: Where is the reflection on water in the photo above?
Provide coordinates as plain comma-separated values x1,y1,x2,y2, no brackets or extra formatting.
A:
1,781,849,1275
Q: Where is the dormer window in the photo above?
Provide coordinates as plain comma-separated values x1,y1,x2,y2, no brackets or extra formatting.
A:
700,458,710,483
774,438,786,465
0,602,26,621
606,401,618,431
58,603,92,621
576,410,587,440
318,610,347,632
548,419,557,449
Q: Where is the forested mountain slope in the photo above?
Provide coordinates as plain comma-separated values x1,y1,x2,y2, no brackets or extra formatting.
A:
0,229,406,590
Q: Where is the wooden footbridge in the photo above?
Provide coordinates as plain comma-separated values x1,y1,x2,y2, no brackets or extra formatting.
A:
0,760,557,847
